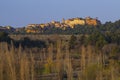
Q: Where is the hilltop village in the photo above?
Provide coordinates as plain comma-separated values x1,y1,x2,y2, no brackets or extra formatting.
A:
26,17,101,33
0,17,101,34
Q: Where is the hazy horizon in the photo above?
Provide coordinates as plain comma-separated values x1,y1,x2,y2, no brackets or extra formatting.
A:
0,0,120,27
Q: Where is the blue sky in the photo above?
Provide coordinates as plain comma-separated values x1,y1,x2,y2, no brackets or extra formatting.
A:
0,0,120,27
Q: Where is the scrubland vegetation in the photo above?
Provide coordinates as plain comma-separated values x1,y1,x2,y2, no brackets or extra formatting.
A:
0,30,120,80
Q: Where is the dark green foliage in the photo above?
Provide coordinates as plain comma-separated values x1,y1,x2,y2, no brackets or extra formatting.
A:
105,32,120,45
86,31,108,48
13,37,46,48
0,32,45,49
69,35,77,49
0,32,8,37
0,32,12,43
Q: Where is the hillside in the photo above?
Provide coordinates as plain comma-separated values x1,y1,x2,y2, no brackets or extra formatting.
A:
1,17,120,35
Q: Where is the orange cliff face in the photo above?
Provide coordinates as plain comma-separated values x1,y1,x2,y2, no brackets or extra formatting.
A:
64,18,85,28
85,17,101,26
